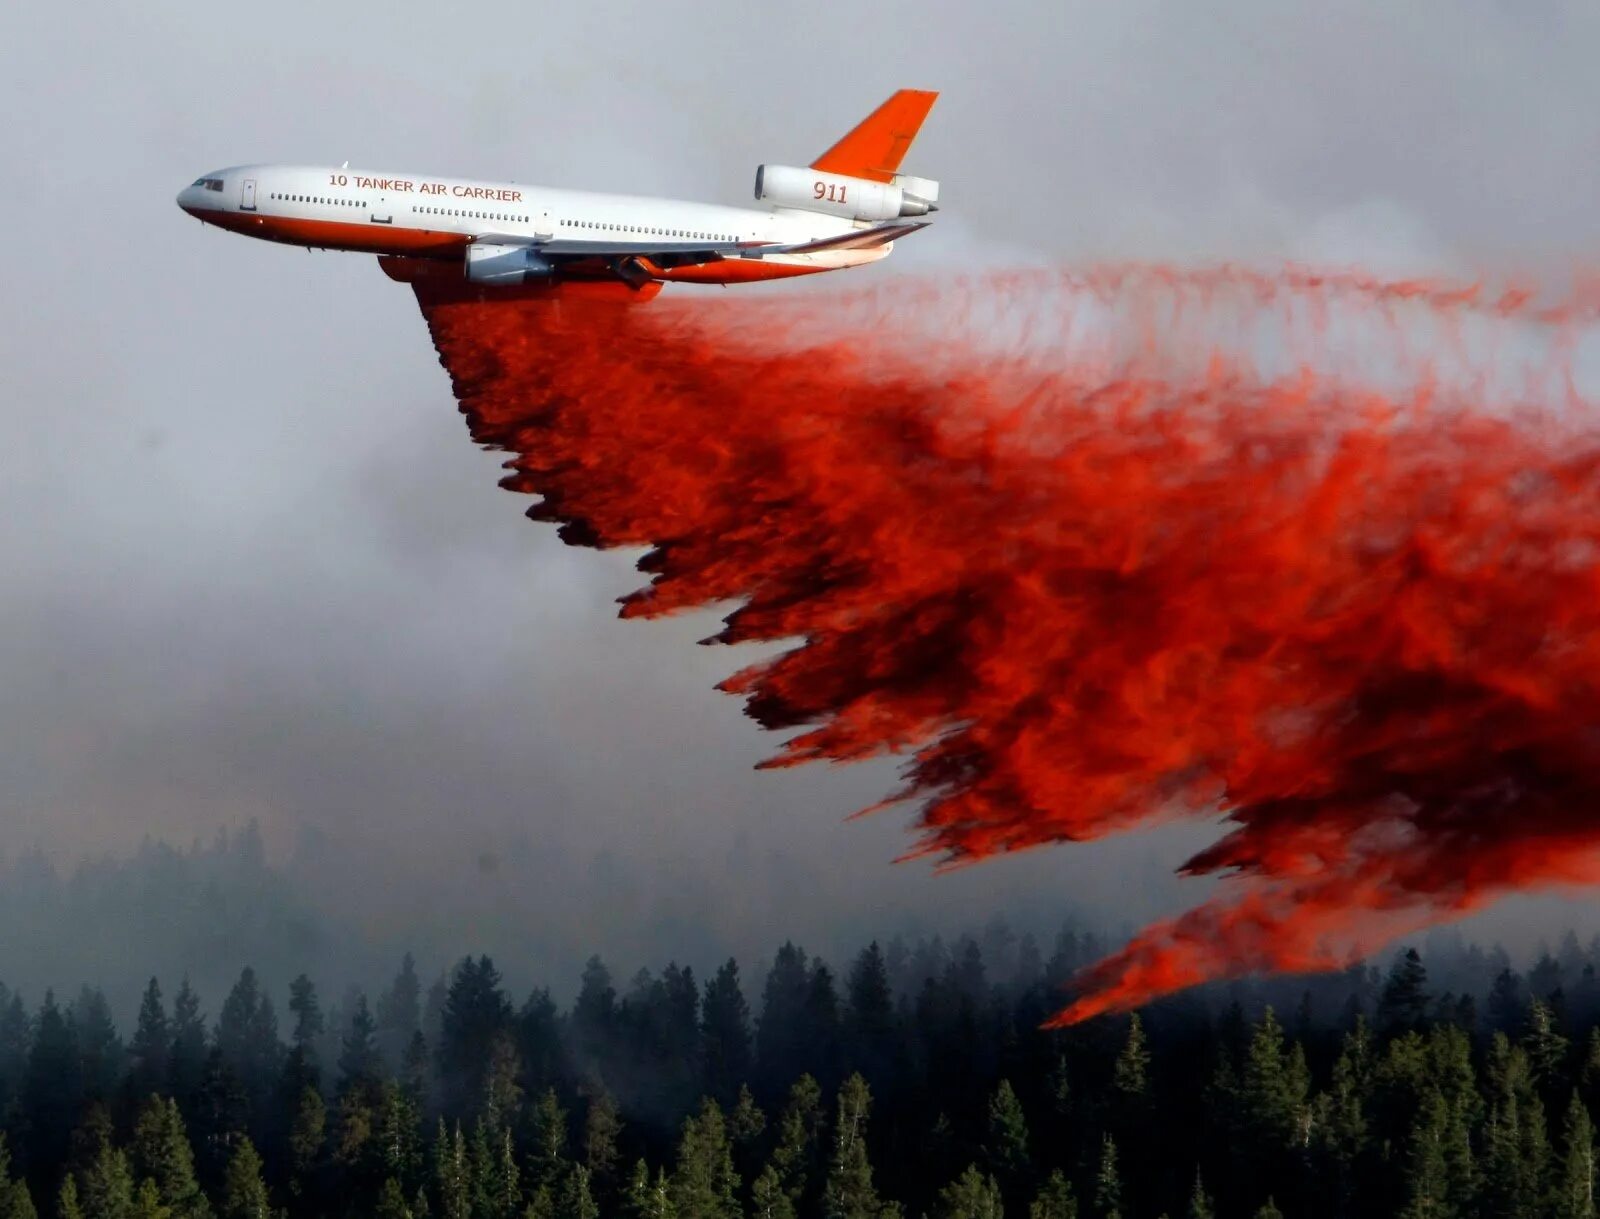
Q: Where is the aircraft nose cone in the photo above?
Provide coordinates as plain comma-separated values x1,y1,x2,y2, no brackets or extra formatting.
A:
176,186,200,217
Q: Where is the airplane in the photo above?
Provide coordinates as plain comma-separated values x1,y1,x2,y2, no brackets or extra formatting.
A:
176,90,939,295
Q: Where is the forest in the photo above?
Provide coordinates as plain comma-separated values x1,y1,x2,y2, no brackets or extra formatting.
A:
1,922,1600,1218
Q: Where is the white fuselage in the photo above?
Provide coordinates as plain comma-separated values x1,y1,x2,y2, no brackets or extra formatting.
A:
176,164,890,286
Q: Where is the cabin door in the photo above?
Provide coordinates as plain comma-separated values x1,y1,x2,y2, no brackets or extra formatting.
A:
241,179,257,211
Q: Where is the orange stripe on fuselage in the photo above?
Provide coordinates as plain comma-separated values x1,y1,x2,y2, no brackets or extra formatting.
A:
192,209,839,288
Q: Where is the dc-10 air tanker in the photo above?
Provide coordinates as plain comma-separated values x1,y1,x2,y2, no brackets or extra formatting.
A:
177,90,939,295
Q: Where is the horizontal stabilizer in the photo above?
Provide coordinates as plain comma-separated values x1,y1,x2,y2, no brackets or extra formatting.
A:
745,220,929,258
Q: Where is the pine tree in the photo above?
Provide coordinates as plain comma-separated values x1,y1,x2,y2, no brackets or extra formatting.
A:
824,1073,883,1219
25,991,81,1182
556,1165,599,1219
286,1086,325,1202
986,1078,1032,1204
1489,969,1528,1034
373,1083,424,1197
580,1092,621,1204
935,1165,1003,1219
218,1139,270,1219
1526,999,1571,1095
0,1137,36,1219
525,1088,568,1196
1094,1135,1121,1219
129,1097,208,1219
1582,1030,1600,1117
750,1166,796,1219
374,1176,413,1219
71,987,124,1103
701,961,753,1107
569,958,617,1076
438,957,513,1124
1111,1014,1150,1099
288,975,323,1056
1030,1168,1076,1219
669,1098,739,1219
767,1074,824,1213
338,996,384,1102
1398,1088,1450,1219
758,945,813,1095
130,1179,169,1219
128,981,171,1104
432,1121,470,1219
524,1184,556,1218
215,969,280,1110
71,1105,134,1219
0,991,28,1128
56,1176,82,1219
729,1084,766,1188
168,981,208,1113
1254,1200,1284,1219
1242,1008,1309,1151
1561,1092,1597,1219
623,1160,674,1219
844,944,896,1084
1185,1170,1213,1219
377,955,423,1071
1378,950,1431,1033
477,1124,520,1218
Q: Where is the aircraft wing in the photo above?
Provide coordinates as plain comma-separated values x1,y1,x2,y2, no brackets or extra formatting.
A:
742,220,929,257
463,219,927,284
471,231,754,269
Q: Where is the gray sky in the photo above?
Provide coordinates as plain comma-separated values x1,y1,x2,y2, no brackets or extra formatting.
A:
4,0,1600,985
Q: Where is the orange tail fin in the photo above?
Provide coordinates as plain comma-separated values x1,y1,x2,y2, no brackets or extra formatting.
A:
810,89,939,183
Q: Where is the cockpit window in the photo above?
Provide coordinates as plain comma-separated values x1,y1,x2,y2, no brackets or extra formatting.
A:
190,177,224,192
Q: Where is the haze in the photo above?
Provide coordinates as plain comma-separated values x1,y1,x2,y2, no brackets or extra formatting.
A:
4,0,1600,1006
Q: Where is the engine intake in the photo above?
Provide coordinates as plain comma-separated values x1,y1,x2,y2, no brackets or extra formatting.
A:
465,242,555,285
754,165,938,222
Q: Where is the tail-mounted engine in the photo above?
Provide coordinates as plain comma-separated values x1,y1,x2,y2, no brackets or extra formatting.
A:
754,165,939,222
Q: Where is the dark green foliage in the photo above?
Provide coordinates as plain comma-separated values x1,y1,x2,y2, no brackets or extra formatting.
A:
337,996,383,1101
1560,1091,1597,1219
936,1164,1003,1219
700,960,753,1107
168,981,207,1115
823,1073,886,1219
16,934,1600,1217
287,976,322,1055
985,1078,1031,1205
0,1136,36,1219
129,1097,209,1219
1093,1135,1122,1219
1379,950,1432,1034
218,1139,269,1219
438,958,512,1124
377,955,423,1072
1031,1168,1076,1219
23,992,79,1184
668,1098,739,1219
128,981,170,1106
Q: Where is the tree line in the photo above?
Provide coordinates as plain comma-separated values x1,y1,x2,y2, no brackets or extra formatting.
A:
3,930,1600,1217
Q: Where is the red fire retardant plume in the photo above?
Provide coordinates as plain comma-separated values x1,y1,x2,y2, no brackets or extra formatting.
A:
406,266,1600,1025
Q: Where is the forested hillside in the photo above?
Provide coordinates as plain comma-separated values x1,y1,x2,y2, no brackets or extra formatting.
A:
2,931,1600,1217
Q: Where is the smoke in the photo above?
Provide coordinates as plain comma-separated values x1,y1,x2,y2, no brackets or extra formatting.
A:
407,264,1600,1024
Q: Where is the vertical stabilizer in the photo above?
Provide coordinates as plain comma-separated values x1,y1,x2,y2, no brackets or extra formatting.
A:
810,89,939,183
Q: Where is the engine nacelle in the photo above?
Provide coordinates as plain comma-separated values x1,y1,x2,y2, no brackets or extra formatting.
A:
754,164,936,221
465,242,556,285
